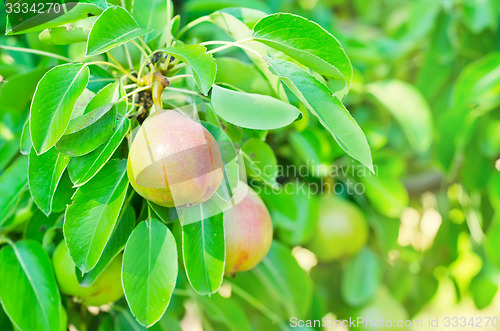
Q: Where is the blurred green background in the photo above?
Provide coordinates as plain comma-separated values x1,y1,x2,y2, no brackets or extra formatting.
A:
1,0,500,330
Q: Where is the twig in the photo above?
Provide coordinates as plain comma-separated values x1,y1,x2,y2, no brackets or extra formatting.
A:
116,85,153,104
176,16,211,39
164,86,208,99
106,52,137,82
168,74,194,82
138,37,153,55
131,40,150,59
122,44,135,71
228,281,287,330
0,45,72,62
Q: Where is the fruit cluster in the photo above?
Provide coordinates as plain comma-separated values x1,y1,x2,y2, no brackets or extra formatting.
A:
53,105,275,304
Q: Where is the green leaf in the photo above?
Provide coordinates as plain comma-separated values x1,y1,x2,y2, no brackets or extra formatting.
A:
86,6,149,56
20,118,32,155
185,0,270,14
258,241,313,317
122,219,178,327
208,11,285,98
56,103,116,157
211,85,300,130
85,81,121,114
0,240,61,331
0,67,47,114
28,147,70,216
133,0,171,41
0,112,23,172
0,192,32,232
454,52,500,113
58,81,121,155
52,172,76,213
261,181,318,246
64,159,129,272
147,202,178,224
201,122,236,165
116,85,129,116
0,139,19,175
162,45,216,95
242,138,278,186
486,214,500,267
361,170,408,219
87,65,117,93
72,89,97,119
221,7,267,27
199,293,251,331
159,13,179,48
202,120,237,160
208,10,257,39
215,57,271,95
68,115,130,186
38,16,97,45
289,129,330,177
461,0,497,35
62,103,113,136
231,241,312,318
341,248,382,307
201,121,240,191
253,13,352,88
415,11,454,102
0,300,14,331
367,80,433,155
113,309,147,331
78,205,135,287
0,156,28,226
30,63,89,155
268,58,373,171
24,210,62,244
112,306,183,331
435,110,468,171
470,264,498,310
181,202,225,295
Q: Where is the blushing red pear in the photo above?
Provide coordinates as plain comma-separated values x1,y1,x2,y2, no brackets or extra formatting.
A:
127,110,224,207
224,183,273,275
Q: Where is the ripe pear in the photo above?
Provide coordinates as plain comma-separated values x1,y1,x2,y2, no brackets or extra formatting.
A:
127,110,223,207
224,183,273,275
